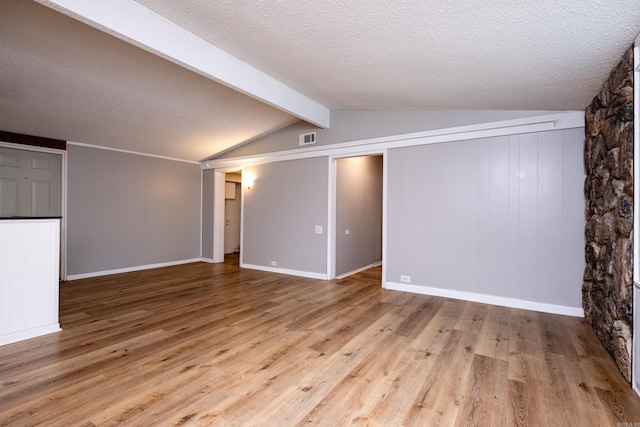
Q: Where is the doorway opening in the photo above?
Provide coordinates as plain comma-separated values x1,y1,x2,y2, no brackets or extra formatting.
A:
223,172,242,265
331,154,384,281
212,167,243,265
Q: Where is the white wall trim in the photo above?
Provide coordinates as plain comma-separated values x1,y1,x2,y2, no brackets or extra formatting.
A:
203,112,584,169
240,167,246,266
66,258,203,281
381,151,389,292
67,141,200,164
385,282,584,318
335,261,382,280
241,263,328,280
199,169,203,259
327,157,336,279
212,167,242,263
0,324,61,347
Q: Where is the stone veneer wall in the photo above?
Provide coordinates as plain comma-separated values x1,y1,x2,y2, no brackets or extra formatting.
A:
583,46,634,382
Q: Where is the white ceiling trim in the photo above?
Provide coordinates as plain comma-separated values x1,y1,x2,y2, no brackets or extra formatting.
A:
35,0,331,128
203,111,585,169
67,141,200,164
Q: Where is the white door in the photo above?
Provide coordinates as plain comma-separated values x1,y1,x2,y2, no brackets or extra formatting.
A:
0,147,62,217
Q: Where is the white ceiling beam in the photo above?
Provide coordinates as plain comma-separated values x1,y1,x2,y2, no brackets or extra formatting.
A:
36,0,330,128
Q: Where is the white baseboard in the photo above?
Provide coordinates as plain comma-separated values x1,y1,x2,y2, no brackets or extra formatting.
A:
385,281,584,317
241,263,327,280
0,324,61,347
335,261,382,279
66,258,204,281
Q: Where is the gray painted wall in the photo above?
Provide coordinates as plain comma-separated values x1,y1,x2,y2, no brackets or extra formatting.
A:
201,168,214,260
215,109,563,159
242,157,328,274
67,145,201,275
385,128,585,308
335,155,383,276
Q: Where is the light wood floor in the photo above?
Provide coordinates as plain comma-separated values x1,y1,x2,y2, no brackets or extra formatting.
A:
1,256,639,426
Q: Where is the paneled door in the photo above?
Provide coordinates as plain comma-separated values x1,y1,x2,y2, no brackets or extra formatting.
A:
0,147,62,217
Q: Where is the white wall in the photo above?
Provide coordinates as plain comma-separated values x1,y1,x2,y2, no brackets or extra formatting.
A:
385,128,585,313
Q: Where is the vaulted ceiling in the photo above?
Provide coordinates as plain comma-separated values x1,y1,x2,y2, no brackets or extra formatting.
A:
1,0,639,161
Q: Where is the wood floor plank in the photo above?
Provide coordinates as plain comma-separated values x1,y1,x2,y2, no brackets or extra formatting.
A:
455,300,488,334
402,329,477,426
1,255,639,426
454,354,510,427
475,305,511,361
509,379,541,427
242,312,406,425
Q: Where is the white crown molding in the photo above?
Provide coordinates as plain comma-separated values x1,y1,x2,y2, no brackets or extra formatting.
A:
67,141,200,164
202,111,584,169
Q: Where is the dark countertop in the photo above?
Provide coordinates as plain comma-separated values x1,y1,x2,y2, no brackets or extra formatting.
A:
0,216,62,220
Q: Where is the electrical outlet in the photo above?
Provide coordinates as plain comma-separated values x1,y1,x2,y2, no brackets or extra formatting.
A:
400,275,411,283
315,226,322,234
271,261,277,267
345,229,350,235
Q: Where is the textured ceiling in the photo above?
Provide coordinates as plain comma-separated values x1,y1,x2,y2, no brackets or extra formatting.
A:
135,0,640,110
1,0,639,161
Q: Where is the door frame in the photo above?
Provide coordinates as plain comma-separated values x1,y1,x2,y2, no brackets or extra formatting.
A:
212,166,242,263
328,148,387,282
0,141,68,280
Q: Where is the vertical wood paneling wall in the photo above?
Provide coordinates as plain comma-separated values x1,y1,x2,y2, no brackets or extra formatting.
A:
385,128,585,314
0,219,60,346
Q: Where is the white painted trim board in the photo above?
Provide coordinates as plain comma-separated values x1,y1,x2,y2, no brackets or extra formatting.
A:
0,324,61,347
66,258,204,281
385,281,584,318
241,263,328,280
203,112,584,169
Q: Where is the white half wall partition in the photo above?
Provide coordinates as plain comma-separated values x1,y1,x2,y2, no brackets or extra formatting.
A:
0,218,61,346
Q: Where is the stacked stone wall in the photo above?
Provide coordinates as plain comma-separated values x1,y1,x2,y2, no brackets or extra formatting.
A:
583,46,634,382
